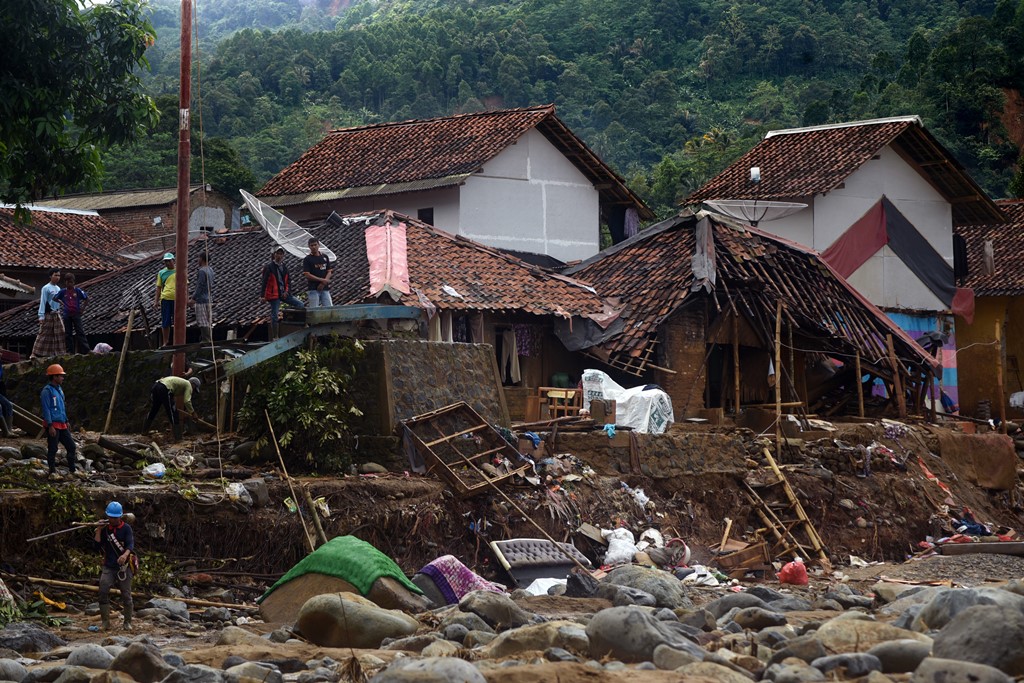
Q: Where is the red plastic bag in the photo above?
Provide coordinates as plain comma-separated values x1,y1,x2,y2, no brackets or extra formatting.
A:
779,559,808,585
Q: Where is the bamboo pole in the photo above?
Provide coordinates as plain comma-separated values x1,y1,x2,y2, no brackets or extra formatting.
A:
265,410,315,553
1,573,254,609
104,307,136,433
854,349,865,418
733,313,741,414
302,486,329,546
775,299,783,455
997,318,1007,434
886,334,907,418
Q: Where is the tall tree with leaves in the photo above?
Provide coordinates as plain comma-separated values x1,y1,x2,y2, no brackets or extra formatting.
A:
0,0,158,211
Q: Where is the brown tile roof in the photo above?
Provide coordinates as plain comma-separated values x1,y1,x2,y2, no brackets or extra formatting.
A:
567,211,935,375
688,117,1002,226
0,210,607,339
0,207,133,271
956,200,1024,296
257,105,652,219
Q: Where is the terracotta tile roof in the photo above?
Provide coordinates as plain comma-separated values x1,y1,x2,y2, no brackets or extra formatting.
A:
258,105,652,218
688,117,1002,226
567,211,935,375
956,200,1024,296
0,210,607,339
0,207,133,271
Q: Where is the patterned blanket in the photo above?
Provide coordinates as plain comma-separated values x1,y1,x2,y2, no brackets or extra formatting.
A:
418,554,505,604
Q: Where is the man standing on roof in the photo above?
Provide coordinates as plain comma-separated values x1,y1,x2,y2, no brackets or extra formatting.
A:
154,253,176,348
41,364,78,478
261,246,305,340
55,273,89,354
31,270,66,359
303,238,333,308
188,252,215,345
143,375,200,442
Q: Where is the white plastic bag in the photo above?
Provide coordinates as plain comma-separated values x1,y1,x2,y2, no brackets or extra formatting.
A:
142,462,165,479
601,527,637,565
225,482,252,505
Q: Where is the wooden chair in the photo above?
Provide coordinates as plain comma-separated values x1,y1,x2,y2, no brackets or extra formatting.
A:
535,387,582,419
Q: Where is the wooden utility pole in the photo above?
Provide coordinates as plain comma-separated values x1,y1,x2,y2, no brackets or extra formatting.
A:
854,349,865,418
733,313,741,414
172,0,193,378
775,299,783,454
997,318,1007,434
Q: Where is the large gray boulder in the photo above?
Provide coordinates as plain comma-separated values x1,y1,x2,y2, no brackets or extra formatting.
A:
586,606,707,663
932,605,1024,676
109,643,177,683
866,639,932,674
296,594,419,649
603,565,693,609
147,599,190,623
368,657,485,683
224,663,282,683
457,591,536,631
705,593,768,619
911,657,1013,683
0,659,28,682
51,667,90,683
160,665,225,683
478,620,588,658
0,623,66,654
65,644,115,669
815,615,931,653
733,607,787,630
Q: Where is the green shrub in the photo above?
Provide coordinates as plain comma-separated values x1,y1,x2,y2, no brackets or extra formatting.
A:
238,338,364,473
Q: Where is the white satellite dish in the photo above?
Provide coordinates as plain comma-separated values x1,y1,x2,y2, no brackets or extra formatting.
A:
240,189,337,262
703,199,807,227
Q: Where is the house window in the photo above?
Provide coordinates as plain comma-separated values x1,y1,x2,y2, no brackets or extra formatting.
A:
417,208,434,225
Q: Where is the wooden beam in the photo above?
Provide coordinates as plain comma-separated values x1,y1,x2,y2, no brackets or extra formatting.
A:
997,318,1007,434
886,334,907,418
855,349,865,418
733,314,741,414
775,299,783,454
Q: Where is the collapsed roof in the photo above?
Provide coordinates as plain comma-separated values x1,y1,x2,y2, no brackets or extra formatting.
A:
564,210,938,378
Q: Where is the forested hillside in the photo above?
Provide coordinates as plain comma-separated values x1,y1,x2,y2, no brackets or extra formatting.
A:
99,0,1024,218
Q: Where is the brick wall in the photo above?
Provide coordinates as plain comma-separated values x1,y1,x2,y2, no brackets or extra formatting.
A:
101,207,177,243
654,304,707,417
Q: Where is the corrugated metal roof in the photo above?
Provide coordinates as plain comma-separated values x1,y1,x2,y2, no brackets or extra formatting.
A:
33,185,210,211
266,175,472,208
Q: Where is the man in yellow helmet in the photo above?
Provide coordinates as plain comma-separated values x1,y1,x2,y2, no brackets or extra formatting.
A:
41,364,78,477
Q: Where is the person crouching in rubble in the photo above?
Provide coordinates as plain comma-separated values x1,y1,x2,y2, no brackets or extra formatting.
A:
94,501,135,631
143,375,201,441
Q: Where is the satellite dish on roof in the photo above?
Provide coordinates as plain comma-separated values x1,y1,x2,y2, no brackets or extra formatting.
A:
240,189,337,262
703,199,807,227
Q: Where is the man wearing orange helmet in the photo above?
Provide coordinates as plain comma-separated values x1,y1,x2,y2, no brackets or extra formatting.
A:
40,364,78,477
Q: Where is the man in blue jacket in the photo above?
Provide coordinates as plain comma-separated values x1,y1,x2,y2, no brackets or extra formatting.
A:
40,364,78,477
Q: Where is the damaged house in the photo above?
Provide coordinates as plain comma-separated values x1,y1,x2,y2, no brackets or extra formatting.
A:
954,199,1024,421
687,116,1004,411
560,210,939,420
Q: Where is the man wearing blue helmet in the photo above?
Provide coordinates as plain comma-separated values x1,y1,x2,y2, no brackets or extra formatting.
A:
94,501,135,631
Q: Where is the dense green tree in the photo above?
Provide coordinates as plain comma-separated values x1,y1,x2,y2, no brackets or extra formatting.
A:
0,0,158,210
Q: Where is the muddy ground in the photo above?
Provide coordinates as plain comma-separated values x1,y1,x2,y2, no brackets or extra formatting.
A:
2,416,1023,634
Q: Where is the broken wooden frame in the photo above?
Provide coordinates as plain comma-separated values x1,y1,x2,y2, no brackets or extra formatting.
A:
403,402,532,498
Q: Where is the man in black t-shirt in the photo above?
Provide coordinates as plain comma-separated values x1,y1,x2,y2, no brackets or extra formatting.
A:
302,237,333,307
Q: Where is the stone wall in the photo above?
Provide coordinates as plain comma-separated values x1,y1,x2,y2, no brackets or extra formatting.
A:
547,429,748,478
347,339,508,436
2,352,204,433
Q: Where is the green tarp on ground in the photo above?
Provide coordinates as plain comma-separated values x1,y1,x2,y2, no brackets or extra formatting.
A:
257,535,423,603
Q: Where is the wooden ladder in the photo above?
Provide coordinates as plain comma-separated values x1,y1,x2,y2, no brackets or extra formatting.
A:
744,447,830,567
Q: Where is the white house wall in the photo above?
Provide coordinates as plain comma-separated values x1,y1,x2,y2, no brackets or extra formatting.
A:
459,128,600,261
280,187,461,231
757,144,952,312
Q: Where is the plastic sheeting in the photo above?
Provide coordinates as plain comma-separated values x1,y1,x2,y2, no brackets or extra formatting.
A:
581,369,674,434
